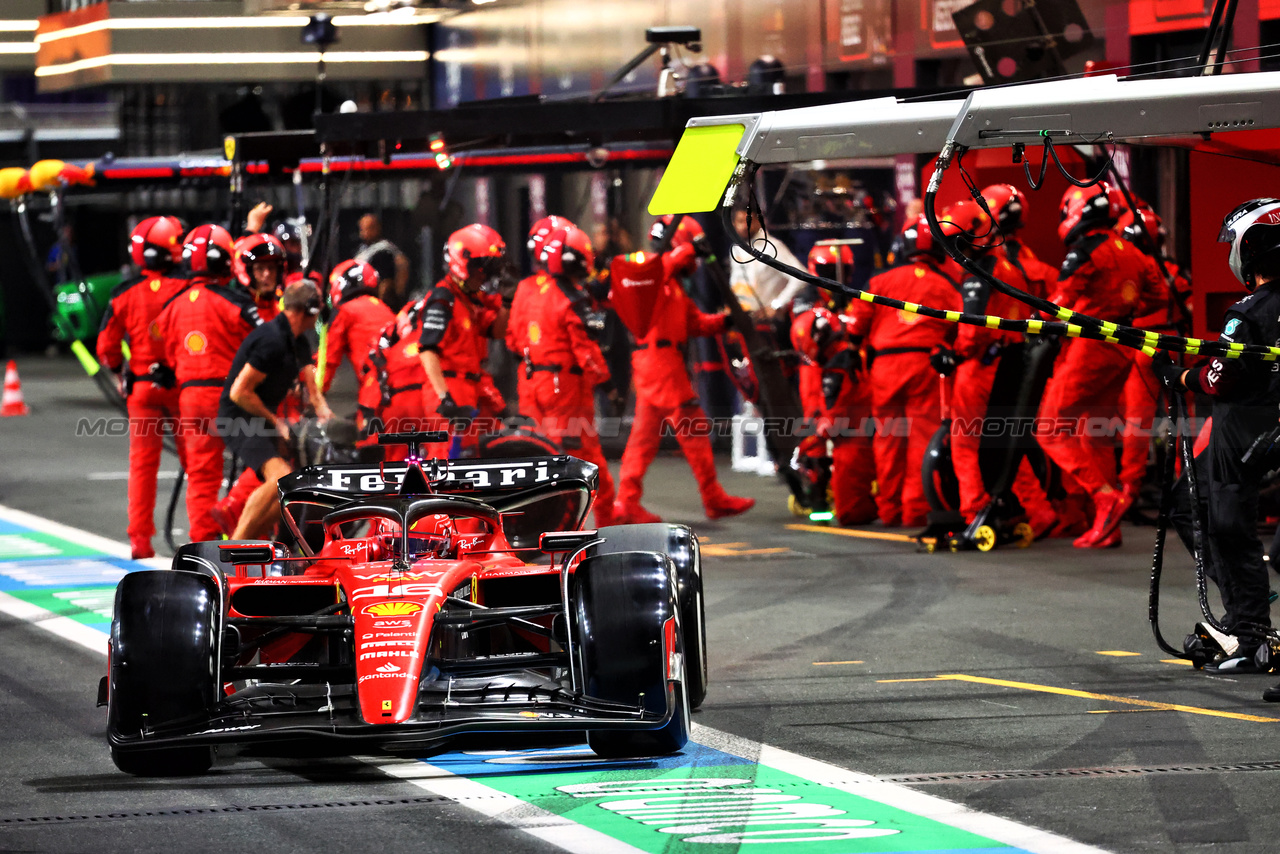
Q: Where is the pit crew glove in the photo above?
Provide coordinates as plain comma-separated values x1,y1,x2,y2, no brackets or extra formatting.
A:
1151,352,1186,390
929,344,958,377
436,393,474,425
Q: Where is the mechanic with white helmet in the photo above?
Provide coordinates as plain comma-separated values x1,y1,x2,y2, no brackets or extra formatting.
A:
1157,198,1280,677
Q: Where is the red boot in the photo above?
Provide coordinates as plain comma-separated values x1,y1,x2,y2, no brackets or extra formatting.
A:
209,495,241,538
130,540,155,560
613,501,663,525
1073,489,1132,548
704,493,755,520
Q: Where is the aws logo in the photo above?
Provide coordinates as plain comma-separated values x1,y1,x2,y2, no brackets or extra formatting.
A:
184,331,208,355
363,601,423,617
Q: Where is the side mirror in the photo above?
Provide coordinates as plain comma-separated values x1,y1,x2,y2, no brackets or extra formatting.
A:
219,545,276,564
538,530,599,555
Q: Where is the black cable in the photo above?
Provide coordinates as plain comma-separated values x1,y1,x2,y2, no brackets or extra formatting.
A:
1050,137,1115,188
164,465,185,554
1021,140,1051,190
1148,385,1184,657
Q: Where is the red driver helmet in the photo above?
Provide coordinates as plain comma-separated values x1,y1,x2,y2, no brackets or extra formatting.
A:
807,243,855,286
232,233,287,289
1059,182,1123,245
790,306,844,365
444,223,506,285
129,215,185,272
328,259,380,308
540,224,595,279
940,199,995,252
182,224,235,279
981,184,1028,232
527,215,575,261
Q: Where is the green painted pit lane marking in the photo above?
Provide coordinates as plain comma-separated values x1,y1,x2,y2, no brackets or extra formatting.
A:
0,532,103,561
426,747,1024,853
647,123,745,216
7,587,115,628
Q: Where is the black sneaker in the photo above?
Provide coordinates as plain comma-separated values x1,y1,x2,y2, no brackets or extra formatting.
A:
1263,682,1280,702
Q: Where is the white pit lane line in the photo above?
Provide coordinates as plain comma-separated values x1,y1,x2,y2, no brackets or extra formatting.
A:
0,503,1110,854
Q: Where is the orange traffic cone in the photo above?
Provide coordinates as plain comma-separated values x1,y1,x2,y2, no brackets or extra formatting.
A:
1,360,29,416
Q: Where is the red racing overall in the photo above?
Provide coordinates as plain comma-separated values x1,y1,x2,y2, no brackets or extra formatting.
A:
848,258,962,526
155,279,260,542
97,271,190,556
949,251,1055,531
507,270,616,525
1037,230,1166,500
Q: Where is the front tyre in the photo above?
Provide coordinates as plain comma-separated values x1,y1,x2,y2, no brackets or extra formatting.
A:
574,551,690,758
107,570,220,776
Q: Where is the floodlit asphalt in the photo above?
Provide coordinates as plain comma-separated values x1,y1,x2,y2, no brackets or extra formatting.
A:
3,353,1280,852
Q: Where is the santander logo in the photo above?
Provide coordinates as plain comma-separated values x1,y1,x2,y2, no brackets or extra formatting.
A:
620,277,654,289
375,662,401,673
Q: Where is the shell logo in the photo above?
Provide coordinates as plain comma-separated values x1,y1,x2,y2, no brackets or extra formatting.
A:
364,601,424,617
403,342,420,357
1120,279,1138,304
149,321,162,340
528,321,542,344
896,309,923,326
914,267,925,278
462,317,471,331
149,278,162,292
189,289,201,302
184,331,208,355
1114,239,1124,250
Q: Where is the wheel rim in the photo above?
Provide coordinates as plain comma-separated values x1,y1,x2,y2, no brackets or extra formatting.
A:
975,525,997,551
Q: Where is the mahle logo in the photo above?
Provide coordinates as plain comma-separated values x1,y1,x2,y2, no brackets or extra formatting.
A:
363,601,423,617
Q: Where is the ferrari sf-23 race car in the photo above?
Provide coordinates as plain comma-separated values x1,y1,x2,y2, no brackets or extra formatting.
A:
102,432,706,776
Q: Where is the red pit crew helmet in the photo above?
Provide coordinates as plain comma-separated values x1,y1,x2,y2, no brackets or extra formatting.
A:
981,183,1028,232
182,224,235,278
527,215,575,261
129,215,185,272
445,223,506,286
329,259,380,308
1058,182,1123,245
807,243,855,286
540,224,595,279
232,233,287,289
790,305,843,365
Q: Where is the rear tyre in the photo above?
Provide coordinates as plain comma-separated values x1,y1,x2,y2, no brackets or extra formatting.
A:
574,552,690,759
108,570,220,776
589,524,707,709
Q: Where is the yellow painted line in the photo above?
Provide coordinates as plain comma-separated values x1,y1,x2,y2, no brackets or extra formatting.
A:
786,523,917,543
935,674,1280,723
1087,709,1168,714
814,660,865,666
701,545,791,557
1161,659,1193,666
1096,650,1142,657
877,677,955,683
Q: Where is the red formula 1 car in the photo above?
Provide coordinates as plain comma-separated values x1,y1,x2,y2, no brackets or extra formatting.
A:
102,432,706,776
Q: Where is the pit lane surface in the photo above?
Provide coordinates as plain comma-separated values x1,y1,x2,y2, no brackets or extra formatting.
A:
2,354,1279,853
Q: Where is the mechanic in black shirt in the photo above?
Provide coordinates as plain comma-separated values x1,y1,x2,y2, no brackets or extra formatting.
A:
219,282,332,540
1158,198,1280,675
